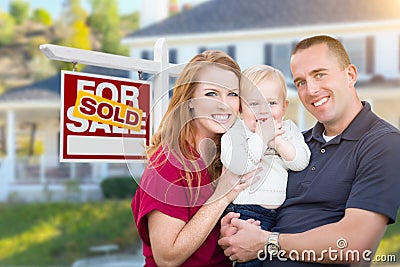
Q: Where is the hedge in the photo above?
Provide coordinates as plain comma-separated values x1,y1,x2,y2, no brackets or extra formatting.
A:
100,176,138,199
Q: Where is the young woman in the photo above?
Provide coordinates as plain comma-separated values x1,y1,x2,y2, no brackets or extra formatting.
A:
132,50,260,267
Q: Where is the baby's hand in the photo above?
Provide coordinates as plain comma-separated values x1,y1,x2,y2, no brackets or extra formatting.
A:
255,116,275,146
268,121,285,149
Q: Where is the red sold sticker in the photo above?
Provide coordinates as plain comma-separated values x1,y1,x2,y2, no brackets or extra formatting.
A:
61,71,151,162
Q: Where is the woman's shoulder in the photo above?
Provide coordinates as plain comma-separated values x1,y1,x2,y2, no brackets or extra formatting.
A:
144,146,184,182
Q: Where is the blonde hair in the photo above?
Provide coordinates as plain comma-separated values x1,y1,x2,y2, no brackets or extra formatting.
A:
147,50,240,198
241,65,288,100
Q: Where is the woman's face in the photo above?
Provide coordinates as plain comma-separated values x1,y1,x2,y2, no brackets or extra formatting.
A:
190,65,240,139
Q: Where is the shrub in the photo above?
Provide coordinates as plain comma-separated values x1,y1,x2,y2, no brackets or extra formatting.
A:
100,176,138,199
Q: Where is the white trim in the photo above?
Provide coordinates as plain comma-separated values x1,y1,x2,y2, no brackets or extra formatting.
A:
7,111,15,182
123,19,400,47
0,101,60,110
66,136,146,156
40,43,185,76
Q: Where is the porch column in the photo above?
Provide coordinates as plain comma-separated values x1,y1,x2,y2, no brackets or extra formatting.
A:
297,103,306,131
70,163,77,180
101,163,108,179
7,110,16,182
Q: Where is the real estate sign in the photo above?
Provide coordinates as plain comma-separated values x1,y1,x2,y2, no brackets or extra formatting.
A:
60,71,150,162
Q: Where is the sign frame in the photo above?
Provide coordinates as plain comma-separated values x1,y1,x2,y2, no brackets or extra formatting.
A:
60,70,151,162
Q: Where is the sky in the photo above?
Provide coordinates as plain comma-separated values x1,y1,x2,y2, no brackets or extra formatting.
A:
0,0,208,17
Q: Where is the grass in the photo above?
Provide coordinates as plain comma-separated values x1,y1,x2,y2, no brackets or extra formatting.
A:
0,201,398,266
374,210,400,264
0,200,138,267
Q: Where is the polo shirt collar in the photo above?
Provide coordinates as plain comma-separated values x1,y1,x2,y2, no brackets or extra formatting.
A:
306,101,374,143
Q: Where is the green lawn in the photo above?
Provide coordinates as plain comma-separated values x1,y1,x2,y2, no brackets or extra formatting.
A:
0,200,138,266
374,210,400,264
0,201,398,266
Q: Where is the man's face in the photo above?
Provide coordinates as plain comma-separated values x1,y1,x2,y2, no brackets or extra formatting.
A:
290,43,357,131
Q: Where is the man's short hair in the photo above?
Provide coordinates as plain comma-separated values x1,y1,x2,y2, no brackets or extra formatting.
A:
292,35,351,69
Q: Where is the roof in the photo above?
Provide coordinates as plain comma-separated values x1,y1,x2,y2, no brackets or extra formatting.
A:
0,66,129,103
128,0,400,38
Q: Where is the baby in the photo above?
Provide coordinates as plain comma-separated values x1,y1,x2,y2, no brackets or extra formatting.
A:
221,65,311,266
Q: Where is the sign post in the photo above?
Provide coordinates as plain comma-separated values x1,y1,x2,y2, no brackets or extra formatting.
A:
40,38,184,162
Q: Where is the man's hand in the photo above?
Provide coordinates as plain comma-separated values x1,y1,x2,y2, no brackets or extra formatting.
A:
219,217,268,262
220,212,240,248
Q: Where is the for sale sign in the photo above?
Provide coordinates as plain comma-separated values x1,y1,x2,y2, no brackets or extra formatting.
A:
60,71,151,162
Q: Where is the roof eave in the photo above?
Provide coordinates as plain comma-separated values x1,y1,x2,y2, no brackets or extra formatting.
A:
123,19,400,47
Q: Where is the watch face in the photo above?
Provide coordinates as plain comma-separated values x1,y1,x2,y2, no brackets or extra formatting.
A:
267,243,279,256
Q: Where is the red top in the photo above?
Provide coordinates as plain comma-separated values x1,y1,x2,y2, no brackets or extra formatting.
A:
131,148,231,266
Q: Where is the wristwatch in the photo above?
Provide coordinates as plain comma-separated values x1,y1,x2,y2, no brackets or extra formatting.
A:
266,232,280,257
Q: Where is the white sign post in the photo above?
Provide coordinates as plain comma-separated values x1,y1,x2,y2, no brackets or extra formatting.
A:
40,38,184,133
40,38,183,162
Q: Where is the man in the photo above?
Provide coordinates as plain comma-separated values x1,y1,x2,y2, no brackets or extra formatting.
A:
218,35,400,266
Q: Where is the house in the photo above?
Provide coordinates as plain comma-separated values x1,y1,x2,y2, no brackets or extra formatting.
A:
1,0,400,202
0,66,143,202
123,0,400,130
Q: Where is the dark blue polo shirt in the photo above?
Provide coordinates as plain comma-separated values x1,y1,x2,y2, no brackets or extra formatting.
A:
265,102,400,267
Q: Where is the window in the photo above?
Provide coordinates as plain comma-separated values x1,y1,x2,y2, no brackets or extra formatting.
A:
169,49,177,64
168,49,178,98
227,45,236,60
272,43,292,79
264,44,272,66
263,43,292,79
366,36,375,74
263,42,294,84
140,50,152,60
198,47,207,53
198,45,236,60
342,38,367,74
140,50,152,81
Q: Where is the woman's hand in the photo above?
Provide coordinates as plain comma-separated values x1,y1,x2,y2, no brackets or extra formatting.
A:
208,166,261,205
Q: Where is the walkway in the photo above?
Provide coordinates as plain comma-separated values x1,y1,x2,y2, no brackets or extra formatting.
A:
71,250,145,267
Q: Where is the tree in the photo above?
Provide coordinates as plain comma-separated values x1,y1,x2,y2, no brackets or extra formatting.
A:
28,36,58,80
56,0,91,71
9,0,30,25
88,0,128,55
0,10,15,46
32,8,52,26
120,11,140,36
0,78,5,95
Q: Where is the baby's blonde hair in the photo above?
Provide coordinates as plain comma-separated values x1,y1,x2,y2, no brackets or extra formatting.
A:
241,65,288,100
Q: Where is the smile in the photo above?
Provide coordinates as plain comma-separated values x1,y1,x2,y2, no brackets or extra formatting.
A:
256,118,268,122
211,114,231,122
313,97,329,107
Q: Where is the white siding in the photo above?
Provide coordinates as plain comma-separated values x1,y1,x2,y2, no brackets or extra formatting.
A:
175,45,198,64
236,41,264,70
375,32,400,79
